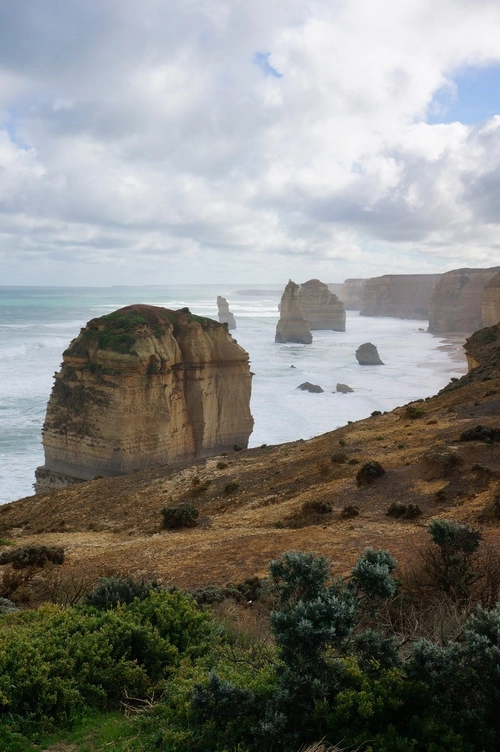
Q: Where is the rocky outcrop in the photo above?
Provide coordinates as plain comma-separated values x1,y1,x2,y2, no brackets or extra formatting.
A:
336,383,354,393
482,272,500,327
360,274,441,319
355,342,384,365
297,382,324,393
463,322,500,372
428,267,500,334
300,279,346,331
217,296,236,330
275,281,313,344
34,305,254,491
339,279,366,310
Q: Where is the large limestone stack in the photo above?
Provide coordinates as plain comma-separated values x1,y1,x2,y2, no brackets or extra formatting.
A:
300,279,346,331
428,267,500,334
360,274,441,319
275,280,312,344
339,279,366,310
217,296,236,330
35,305,254,491
482,272,500,327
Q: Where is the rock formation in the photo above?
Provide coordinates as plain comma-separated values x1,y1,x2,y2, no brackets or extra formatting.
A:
355,342,384,365
296,382,324,393
275,281,313,344
35,305,254,491
482,272,500,327
360,274,441,319
428,267,500,334
300,279,346,331
336,383,354,393
217,296,236,330
463,322,500,372
339,279,366,310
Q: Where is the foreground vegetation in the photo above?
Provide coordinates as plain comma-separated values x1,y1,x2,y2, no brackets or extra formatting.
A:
1,520,500,751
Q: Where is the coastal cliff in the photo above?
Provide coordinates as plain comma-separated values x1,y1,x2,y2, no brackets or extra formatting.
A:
35,305,254,491
428,267,500,334
339,278,365,310
275,280,313,344
481,272,500,328
360,274,441,319
300,279,346,331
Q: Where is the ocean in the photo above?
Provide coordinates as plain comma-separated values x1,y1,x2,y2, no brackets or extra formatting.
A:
0,285,467,506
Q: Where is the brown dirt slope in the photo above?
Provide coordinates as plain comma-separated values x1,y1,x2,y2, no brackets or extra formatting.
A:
2,325,500,590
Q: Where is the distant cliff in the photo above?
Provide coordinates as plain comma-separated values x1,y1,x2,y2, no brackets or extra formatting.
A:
35,305,254,491
339,279,365,310
360,274,441,319
300,279,345,331
482,272,500,328
428,267,500,334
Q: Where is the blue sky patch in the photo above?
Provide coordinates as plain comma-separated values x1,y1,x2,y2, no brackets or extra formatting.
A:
428,64,500,125
253,52,283,78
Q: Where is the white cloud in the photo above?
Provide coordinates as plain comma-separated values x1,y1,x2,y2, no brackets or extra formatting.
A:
2,0,500,285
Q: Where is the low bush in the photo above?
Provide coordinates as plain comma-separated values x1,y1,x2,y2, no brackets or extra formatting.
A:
0,545,64,569
224,481,239,495
301,500,332,515
356,460,385,486
161,503,199,529
84,576,161,610
386,502,422,520
341,504,359,519
330,451,347,464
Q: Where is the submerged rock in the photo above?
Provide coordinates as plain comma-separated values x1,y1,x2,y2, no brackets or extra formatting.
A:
217,296,237,330
275,280,313,344
355,342,384,365
35,305,254,492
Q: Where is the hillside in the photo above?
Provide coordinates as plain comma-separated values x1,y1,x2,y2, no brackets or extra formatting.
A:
2,324,500,592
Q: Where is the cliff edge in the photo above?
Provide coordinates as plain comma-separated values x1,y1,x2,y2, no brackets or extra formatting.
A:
35,305,254,491
428,267,500,334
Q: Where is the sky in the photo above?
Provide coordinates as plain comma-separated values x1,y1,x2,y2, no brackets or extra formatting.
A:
2,0,500,286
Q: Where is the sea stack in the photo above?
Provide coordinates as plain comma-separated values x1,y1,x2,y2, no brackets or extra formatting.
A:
275,280,313,344
355,342,384,365
428,267,500,334
300,279,346,331
217,296,236,330
35,305,254,492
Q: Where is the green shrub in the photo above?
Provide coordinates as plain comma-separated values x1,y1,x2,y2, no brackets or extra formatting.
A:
84,576,161,610
161,503,199,529
224,481,239,495
0,545,64,569
330,451,347,464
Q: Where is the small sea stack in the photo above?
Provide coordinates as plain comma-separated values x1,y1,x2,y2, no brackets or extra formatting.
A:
217,296,237,330
275,280,313,344
355,342,384,365
35,304,254,492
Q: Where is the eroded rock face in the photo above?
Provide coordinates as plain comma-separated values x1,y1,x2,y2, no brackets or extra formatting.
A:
339,278,366,310
428,267,500,334
35,305,254,491
355,342,384,365
300,279,346,331
360,274,441,319
217,296,236,330
482,272,500,328
275,280,313,344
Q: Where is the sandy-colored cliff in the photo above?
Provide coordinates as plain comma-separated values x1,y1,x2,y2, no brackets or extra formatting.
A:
217,296,236,330
428,267,500,334
275,281,313,344
35,305,254,491
481,272,500,328
360,274,441,319
300,279,346,331
339,279,366,310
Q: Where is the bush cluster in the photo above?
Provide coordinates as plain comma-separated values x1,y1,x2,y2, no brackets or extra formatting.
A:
0,545,65,569
161,503,199,529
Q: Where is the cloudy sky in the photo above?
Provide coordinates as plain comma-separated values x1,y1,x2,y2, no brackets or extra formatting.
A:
2,0,500,286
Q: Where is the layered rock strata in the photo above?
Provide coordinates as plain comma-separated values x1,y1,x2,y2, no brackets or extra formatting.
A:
360,274,441,319
355,342,384,365
35,305,254,491
339,279,366,310
217,296,236,330
275,281,313,344
428,267,500,334
481,272,500,328
300,279,346,331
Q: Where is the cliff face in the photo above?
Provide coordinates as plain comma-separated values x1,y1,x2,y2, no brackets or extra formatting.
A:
217,296,236,330
339,279,366,310
35,305,254,491
360,274,441,319
275,281,312,344
481,272,500,328
428,267,500,334
300,279,346,331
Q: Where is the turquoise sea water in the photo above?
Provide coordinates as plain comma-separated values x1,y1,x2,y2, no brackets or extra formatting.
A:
0,285,467,505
